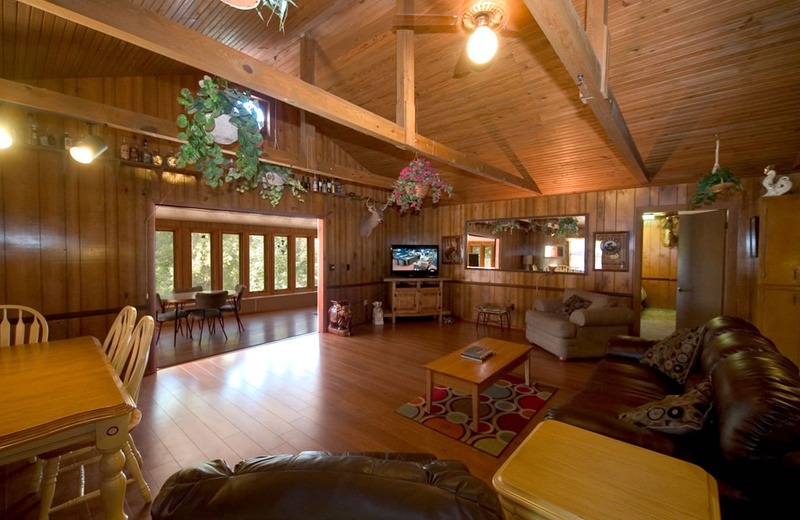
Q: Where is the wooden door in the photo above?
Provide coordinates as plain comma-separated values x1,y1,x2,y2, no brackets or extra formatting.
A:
676,210,726,329
761,195,800,286
759,287,800,366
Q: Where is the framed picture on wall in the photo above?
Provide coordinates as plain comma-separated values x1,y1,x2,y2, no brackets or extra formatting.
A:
441,235,463,264
594,231,629,271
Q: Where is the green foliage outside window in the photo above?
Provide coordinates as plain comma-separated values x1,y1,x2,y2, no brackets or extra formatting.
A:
249,235,265,292
155,231,174,295
295,237,308,289
191,232,212,290
274,236,288,290
222,234,241,291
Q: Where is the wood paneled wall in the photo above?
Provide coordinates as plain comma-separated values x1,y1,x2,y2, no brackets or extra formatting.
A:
641,218,678,309
384,181,762,331
0,75,389,355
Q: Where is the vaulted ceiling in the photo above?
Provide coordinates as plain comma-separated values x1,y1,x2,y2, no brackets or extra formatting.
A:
2,0,799,202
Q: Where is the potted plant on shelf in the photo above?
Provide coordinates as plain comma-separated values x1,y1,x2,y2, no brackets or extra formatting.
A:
388,158,453,213
175,76,305,206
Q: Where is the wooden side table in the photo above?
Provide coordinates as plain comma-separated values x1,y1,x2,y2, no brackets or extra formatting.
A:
492,421,721,520
475,304,511,330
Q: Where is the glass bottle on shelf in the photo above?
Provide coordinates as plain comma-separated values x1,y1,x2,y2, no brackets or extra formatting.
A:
166,148,177,167
62,132,72,150
326,178,332,193
120,136,129,160
153,147,162,166
129,136,139,162
27,114,38,146
141,138,152,164
39,127,52,147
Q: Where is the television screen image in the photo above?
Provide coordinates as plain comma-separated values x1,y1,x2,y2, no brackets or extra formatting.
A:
391,245,439,277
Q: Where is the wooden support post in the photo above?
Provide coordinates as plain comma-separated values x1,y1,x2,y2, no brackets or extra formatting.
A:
300,34,317,170
396,0,416,146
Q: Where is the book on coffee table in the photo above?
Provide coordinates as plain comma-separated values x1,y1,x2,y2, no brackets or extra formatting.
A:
461,346,496,362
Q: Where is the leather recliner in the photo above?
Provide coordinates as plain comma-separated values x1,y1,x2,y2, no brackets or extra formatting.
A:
151,451,504,520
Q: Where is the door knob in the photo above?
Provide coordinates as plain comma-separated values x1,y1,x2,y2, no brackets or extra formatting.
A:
677,287,687,292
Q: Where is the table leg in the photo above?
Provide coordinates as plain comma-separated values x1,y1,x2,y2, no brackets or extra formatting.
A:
96,416,129,520
426,370,433,414
525,353,531,386
472,386,480,432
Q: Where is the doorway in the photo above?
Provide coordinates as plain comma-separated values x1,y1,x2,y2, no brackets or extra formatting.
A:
637,209,728,339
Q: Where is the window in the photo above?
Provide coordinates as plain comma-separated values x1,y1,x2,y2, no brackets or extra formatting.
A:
249,235,265,292
567,238,585,272
155,230,174,295
191,232,212,290
222,234,241,291
274,236,288,290
295,237,308,289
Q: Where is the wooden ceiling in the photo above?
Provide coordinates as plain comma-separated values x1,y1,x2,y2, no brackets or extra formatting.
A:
2,0,799,201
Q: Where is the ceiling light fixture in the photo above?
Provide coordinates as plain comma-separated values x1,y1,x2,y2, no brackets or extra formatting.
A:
69,124,108,164
467,15,498,64
0,126,12,149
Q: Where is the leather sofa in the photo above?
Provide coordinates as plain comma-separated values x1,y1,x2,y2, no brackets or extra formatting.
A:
151,451,503,520
525,288,635,360
545,315,800,517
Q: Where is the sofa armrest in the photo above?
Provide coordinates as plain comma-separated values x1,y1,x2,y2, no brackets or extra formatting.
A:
569,307,634,327
605,335,656,360
534,297,562,313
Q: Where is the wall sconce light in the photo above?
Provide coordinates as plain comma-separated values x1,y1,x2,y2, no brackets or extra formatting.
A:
467,14,498,64
69,124,107,164
0,126,12,149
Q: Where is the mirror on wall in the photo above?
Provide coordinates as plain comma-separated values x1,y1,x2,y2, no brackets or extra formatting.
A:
465,215,588,273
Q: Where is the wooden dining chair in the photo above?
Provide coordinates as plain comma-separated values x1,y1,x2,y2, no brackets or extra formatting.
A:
155,293,190,347
189,290,228,343
0,304,49,347
103,306,137,372
220,284,246,332
38,315,155,517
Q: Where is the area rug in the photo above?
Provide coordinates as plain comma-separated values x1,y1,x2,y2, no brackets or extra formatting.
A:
395,375,557,457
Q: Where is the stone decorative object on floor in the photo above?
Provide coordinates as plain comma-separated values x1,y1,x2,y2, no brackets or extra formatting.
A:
372,301,384,325
328,300,352,336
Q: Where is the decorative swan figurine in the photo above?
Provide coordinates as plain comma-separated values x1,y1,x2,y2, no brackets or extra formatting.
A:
762,165,792,196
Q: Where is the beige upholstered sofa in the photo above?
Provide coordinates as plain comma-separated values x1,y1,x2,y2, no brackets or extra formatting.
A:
525,288,634,360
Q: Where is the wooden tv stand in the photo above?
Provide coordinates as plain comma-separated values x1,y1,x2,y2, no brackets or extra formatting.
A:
383,277,450,323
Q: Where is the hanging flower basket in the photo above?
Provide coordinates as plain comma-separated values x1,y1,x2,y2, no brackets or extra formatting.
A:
388,159,453,213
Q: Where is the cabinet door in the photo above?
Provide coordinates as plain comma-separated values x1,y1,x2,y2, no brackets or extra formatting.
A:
762,196,800,286
418,288,441,313
760,288,800,366
393,290,417,313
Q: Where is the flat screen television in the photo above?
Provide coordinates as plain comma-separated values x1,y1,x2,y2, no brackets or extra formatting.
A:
391,245,439,278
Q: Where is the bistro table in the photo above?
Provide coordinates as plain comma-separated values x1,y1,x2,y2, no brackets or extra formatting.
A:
0,336,135,520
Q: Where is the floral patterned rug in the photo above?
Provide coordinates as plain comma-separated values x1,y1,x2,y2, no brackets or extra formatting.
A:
395,375,557,456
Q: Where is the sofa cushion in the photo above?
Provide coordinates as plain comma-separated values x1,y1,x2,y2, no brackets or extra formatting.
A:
701,330,782,375
563,288,618,308
641,326,704,384
556,294,591,319
618,379,713,434
525,311,577,338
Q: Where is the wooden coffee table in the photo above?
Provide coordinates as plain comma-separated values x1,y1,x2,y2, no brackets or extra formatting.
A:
424,338,533,432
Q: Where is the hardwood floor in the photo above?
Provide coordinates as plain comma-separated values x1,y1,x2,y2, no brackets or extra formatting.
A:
156,307,319,368
1,318,597,520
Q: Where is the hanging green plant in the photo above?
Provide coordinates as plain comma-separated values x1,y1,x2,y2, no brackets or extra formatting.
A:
552,217,580,237
175,76,306,206
689,167,744,209
219,1,296,31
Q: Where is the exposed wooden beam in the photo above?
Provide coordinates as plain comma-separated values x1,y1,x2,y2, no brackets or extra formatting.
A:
584,0,609,98
522,0,651,184
0,78,392,189
17,0,539,193
396,0,416,145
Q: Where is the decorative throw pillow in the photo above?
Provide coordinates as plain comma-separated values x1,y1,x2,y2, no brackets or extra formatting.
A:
556,295,591,319
640,326,704,384
618,379,713,434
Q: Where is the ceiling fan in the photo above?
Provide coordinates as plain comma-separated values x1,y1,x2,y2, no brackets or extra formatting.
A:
394,1,521,77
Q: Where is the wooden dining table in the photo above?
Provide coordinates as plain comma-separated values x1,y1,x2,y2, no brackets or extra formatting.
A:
0,336,136,520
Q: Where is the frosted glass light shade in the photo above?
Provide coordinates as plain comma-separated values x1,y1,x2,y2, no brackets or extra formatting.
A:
467,26,498,64
0,127,11,149
69,135,108,164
